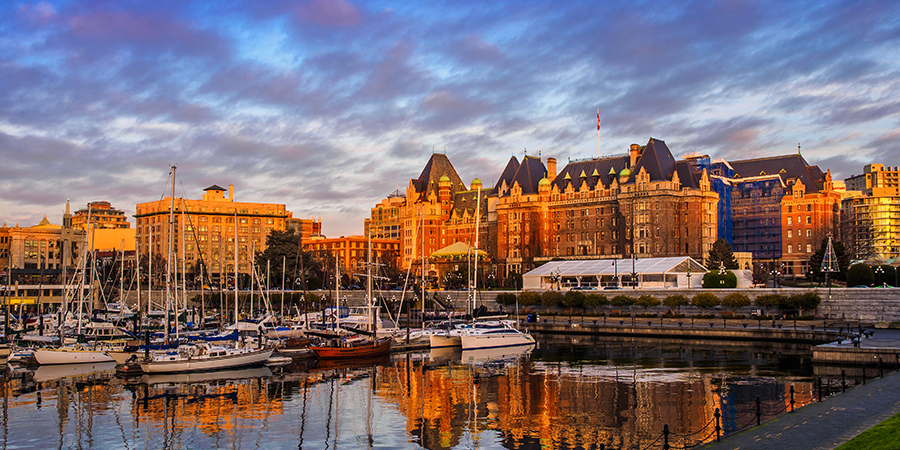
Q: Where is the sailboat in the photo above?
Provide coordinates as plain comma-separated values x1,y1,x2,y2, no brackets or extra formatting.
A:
309,234,392,359
34,207,116,365
457,185,535,351
138,166,272,374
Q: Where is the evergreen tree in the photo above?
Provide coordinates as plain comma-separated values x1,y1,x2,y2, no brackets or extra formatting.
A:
808,238,850,281
706,238,739,270
253,230,321,290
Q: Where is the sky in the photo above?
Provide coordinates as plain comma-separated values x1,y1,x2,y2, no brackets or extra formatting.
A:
1,0,898,237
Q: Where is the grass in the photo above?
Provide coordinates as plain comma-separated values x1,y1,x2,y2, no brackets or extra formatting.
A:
835,412,900,450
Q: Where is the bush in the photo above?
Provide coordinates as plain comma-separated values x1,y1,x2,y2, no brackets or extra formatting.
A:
692,292,719,311
610,295,635,308
702,271,738,288
496,292,517,306
755,294,786,316
663,294,689,312
584,294,609,310
635,295,660,311
518,291,541,306
721,292,751,311
846,263,875,287
786,292,821,316
563,290,586,309
541,291,564,310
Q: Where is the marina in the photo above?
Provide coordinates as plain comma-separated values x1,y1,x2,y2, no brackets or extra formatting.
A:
0,334,872,449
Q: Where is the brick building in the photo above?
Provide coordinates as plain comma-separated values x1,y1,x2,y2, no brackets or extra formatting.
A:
134,184,292,280
72,201,130,230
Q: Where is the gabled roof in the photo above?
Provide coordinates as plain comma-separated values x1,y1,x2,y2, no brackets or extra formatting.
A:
728,154,825,192
204,185,226,191
432,241,487,258
552,155,629,191
506,155,547,196
524,256,707,277
451,189,488,219
410,153,465,200
633,138,677,182
489,156,520,196
675,160,701,189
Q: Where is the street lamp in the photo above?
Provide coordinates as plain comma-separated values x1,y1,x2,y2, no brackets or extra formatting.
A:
686,268,692,289
631,253,638,290
875,265,884,287
718,262,726,286
611,260,619,288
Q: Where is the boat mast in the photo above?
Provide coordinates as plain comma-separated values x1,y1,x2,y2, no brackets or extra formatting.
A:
234,210,238,329
148,227,152,321
119,239,124,319
135,234,140,324
166,166,176,343
472,185,481,318
78,207,92,336
367,231,374,333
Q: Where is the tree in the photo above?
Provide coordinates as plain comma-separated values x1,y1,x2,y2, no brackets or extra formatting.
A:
808,238,851,282
563,290,586,311
786,292,821,316
496,292,517,308
721,292,751,312
846,263,875,287
518,291,541,307
663,294,689,313
610,295,634,309
754,294,786,316
584,294,609,314
706,238,739,270
254,229,321,290
541,290,564,312
691,292,719,314
635,295,660,313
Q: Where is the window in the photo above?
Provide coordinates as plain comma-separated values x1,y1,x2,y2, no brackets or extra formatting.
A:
806,244,812,253
788,244,793,254
788,206,792,212
806,229,811,238
806,204,811,211
787,217,792,225
787,230,792,239
806,216,812,224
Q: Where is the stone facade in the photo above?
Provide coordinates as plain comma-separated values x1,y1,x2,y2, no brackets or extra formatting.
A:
72,201,130,230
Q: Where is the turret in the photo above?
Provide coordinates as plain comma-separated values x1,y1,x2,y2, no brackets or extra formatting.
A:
547,157,557,182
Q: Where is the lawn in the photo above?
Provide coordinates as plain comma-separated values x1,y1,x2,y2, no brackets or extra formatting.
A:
835,412,900,450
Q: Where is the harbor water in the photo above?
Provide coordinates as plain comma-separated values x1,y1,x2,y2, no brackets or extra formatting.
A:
1,335,831,449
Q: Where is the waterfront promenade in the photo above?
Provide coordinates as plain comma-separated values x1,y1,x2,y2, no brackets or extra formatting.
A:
702,330,900,450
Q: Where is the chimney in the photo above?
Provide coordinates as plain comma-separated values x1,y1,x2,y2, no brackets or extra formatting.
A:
547,157,557,182
228,184,234,201
629,144,641,168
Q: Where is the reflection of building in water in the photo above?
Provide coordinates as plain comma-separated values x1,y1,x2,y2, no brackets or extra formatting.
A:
128,379,284,436
378,358,813,449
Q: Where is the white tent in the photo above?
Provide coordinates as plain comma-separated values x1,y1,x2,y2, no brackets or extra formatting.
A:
522,256,709,290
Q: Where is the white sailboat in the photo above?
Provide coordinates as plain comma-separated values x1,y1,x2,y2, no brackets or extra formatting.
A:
458,186,535,351
138,166,272,374
34,208,115,365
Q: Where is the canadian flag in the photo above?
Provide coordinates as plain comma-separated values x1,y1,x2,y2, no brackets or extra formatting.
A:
597,109,600,130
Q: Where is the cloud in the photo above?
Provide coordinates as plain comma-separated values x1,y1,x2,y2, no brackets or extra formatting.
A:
297,0,363,27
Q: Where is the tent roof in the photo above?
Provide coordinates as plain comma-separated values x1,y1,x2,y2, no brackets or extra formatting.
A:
524,256,707,277
431,241,487,257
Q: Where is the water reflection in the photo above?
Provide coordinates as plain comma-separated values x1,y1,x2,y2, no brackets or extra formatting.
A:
0,337,829,449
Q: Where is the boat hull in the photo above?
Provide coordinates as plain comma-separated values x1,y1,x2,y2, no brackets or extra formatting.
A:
140,348,273,374
310,338,391,359
460,332,536,351
429,334,461,348
33,348,115,365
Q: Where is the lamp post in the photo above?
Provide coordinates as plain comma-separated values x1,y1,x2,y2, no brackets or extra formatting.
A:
611,260,619,288
718,262,726,286
631,253,638,290
875,265,884,287
686,268,692,289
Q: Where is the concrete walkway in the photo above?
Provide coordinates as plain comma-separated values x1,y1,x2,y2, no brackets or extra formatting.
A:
701,368,900,450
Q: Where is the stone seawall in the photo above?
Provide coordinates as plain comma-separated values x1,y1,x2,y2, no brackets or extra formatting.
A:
123,287,900,323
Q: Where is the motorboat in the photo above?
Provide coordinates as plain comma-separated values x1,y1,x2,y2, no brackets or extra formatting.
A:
459,322,535,351
33,345,115,365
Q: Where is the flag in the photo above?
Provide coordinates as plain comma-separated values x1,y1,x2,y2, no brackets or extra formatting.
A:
597,109,600,130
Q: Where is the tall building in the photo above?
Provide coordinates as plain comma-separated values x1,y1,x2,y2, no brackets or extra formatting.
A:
845,164,900,194
286,217,322,239
369,138,718,284
134,184,293,280
700,152,838,274
840,179,900,262
366,189,405,240
72,201,130,230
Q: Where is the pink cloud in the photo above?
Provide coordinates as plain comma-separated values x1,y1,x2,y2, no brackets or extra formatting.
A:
297,0,362,27
18,2,56,24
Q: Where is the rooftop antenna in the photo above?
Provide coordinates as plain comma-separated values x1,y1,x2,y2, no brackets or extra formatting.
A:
798,143,801,155
524,147,527,156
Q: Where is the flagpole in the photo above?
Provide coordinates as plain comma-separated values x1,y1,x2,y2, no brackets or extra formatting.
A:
597,109,600,158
